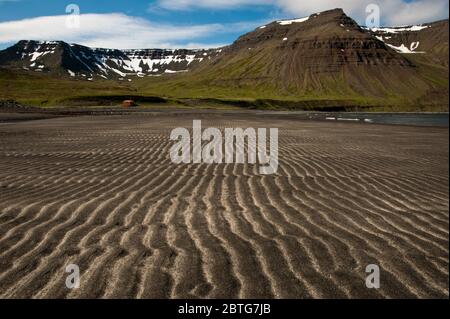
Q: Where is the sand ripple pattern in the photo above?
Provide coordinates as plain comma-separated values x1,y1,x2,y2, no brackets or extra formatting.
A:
0,114,448,298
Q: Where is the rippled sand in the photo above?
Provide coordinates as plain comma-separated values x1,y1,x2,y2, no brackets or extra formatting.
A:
0,113,448,298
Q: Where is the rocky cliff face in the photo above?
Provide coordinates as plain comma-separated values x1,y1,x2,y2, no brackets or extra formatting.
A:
229,8,413,70
183,8,431,98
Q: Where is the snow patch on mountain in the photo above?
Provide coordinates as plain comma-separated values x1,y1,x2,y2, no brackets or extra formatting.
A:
385,42,425,54
374,33,426,54
277,17,309,25
366,25,430,33
2,40,223,80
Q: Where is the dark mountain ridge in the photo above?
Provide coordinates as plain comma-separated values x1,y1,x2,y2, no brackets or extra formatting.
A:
0,40,221,79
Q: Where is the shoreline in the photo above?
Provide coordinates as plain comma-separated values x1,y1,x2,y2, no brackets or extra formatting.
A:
1,108,448,128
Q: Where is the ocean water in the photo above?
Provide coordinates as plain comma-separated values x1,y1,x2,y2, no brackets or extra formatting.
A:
310,112,449,127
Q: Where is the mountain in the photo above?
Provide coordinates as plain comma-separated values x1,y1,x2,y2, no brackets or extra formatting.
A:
137,9,448,110
0,8,448,111
0,40,221,79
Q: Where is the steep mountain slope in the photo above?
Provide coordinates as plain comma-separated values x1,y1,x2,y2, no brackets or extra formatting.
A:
138,9,448,109
0,40,221,79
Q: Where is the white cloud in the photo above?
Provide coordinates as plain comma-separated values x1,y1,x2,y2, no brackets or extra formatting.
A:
0,13,258,49
275,0,449,26
155,0,272,10
182,42,228,49
154,0,449,25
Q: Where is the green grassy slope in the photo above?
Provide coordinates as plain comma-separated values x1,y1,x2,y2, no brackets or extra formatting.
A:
0,69,137,106
1,63,447,112
132,54,448,112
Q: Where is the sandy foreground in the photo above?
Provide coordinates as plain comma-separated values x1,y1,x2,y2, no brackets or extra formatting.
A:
0,112,448,299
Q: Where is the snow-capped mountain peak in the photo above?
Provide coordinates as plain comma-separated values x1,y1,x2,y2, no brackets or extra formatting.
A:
0,40,223,80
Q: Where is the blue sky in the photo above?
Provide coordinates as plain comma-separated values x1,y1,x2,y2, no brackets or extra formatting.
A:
0,0,448,49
